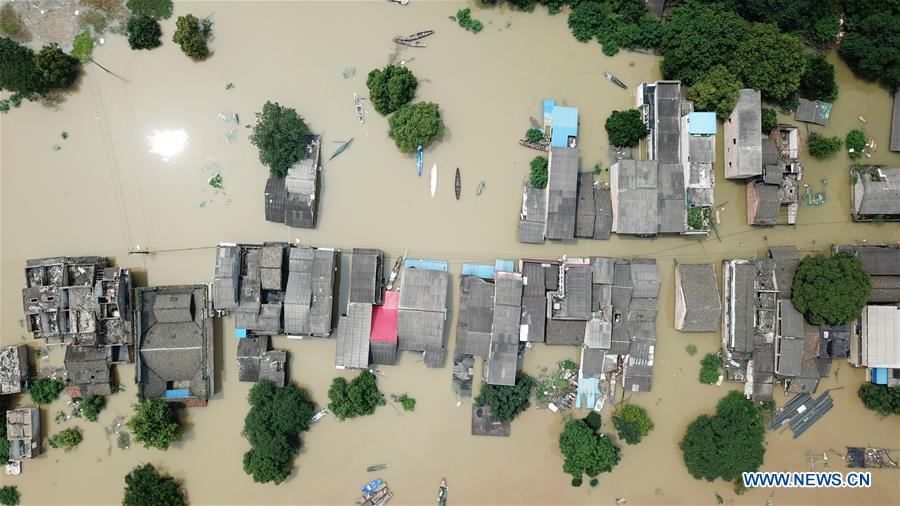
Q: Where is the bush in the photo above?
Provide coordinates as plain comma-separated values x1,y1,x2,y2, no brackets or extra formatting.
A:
387,101,445,153
365,64,417,115
559,419,620,482
525,128,544,143
730,23,806,101
571,478,582,487
589,478,598,487
680,391,765,482
328,371,385,421
529,156,548,189
687,65,741,119
127,15,162,50
699,354,722,385
242,380,316,484
0,4,29,42
0,486,19,506
30,377,65,404
0,37,43,95
127,398,181,450
123,463,186,506
172,14,211,60
48,427,83,452
858,384,900,416
686,344,698,356
605,109,647,148
807,132,842,160
613,404,654,445
799,53,838,102
687,207,706,230
792,252,871,325
126,0,174,20
398,394,416,412
761,108,778,135
455,8,484,34
34,43,81,90
474,373,535,423
80,394,106,422
72,32,94,64
248,101,311,178
846,129,866,160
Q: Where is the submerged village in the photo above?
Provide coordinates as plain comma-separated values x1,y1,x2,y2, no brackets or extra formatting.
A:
0,1,899,505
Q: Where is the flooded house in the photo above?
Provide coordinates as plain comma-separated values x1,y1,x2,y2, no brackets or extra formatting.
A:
850,305,900,387
850,166,899,222
6,407,40,461
834,244,900,304
485,272,523,386
397,260,449,368
636,80,681,164
264,135,322,228
212,243,337,338
794,98,832,127
681,111,716,234
237,336,287,387
724,89,763,180
134,285,214,406
674,263,721,332
610,159,688,236
370,290,400,366
335,249,384,369
575,172,613,240
0,345,29,395
64,345,113,397
543,99,578,148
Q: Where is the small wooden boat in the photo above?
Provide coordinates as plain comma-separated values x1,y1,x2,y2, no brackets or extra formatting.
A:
430,163,437,197
310,408,329,424
367,463,391,472
604,71,627,89
475,179,485,196
437,477,448,506
518,139,550,151
387,0,409,5
393,39,426,48
416,144,423,176
403,30,434,41
354,93,365,124
454,168,461,200
329,138,354,161
386,250,406,291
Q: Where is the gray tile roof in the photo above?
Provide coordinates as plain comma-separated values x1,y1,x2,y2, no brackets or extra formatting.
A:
370,341,398,366
658,163,686,234
751,342,775,401
236,335,287,387
213,245,240,310
834,244,900,276
794,99,831,126
549,265,592,320
545,319,585,346
762,141,780,168
545,147,579,240
591,257,615,285
581,348,607,378
769,246,799,299
64,345,112,396
397,267,448,360
518,186,547,244
485,272,522,386
612,160,660,235
779,299,805,339
725,89,762,179
264,177,286,223
260,243,284,291
852,167,900,217
575,173,596,238
335,302,372,369
265,135,321,229
776,336,804,377
675,263,721,332
308,249,336,336
456,276,494,356
654,81,682,164
730,262,758,355
630,260,660,298
349,249,383,305
592,187,613,240
748,181,781,226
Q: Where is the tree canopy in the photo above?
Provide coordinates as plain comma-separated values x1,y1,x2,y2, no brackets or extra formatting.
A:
365,65,417,115
806,132,842,160
127,398,182,450
605,109,647,148
126,0,174,20
612,404,654,445
686,65,742,119
127,15,162,50
248,101,312,178
792,252,871,325
242,380,316,485
0,37,43,95
122,463,186,506
858,384,900,416
327,371,385,421
474,373,535,423
567,0,661,56
173,14,211,60
0,486,19,506
799,53,838,102
387,101,445,153
839,2,900,91
680,391,766,482
79,394,106,422
48,427,83,452
760,107,777,134
699,354,723,385
559,419,620,481
29,377,65,404
72,32,94,64
525,128,544,143
529,156,548,189
846,129,867,160
734,0,840,47
730,23,805,101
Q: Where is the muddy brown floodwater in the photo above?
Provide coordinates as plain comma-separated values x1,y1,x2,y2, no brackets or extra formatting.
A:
1,2,899,505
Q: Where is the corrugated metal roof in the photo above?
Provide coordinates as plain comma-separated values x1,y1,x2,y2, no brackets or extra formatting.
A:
550,106,578,147
687,112,716,135
546,147,579,240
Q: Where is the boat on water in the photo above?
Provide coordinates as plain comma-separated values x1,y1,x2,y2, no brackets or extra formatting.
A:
357,479,392,506
604,71,627,89
518,139,550,151
367,463,391,472
362,479,383,496
387,0,409,5
476,179,485,196
329,138,354,161
310,408,329,424
403,30,434,41
430,163,437,197
416,145,423,176
354,93,364,124
385,250,406,291
454,168,461,200
393,39,426,48
437,477,448,506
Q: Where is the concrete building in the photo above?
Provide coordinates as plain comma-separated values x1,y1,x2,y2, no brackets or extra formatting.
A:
636,80,681,163
264,135,322,228
0,345,29,395
6,407,40,460
851,166,900,222
674,263,721,332
724,89,762,179
397,262,449,368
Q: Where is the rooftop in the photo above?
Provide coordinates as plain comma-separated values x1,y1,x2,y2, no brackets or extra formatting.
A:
725,89,762,179
545,147,579,240
674,263,721,332
865,305,900,368
687,112,716,135
852,167,900,218
264,135,321,228
550,105,578,148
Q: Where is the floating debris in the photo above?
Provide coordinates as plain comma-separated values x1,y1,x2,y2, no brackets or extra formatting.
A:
117,432,130,449
54,411,68,424
199,200,207,208
61,131,69,140
52,144,61,151
217,111,239,125
342,67,357,79
802,185,826,206
367,463,390,472
208,173,223,190
225,82,235,90
354,93,365,124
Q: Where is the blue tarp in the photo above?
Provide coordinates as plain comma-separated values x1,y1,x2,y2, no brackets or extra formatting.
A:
687,112,717,135
404,258,448,272
164,389,190,399
235,328,248,338
872,368,888,385
551,106,578,147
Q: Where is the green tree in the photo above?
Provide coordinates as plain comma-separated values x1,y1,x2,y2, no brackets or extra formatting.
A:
686,65,742,119
660,1,749,85
846,129,867,160
761,108,778,134
792,252,871,326
29,377,65,404
525,128,544,143
567,1,604,42
126,398,181,450
172,14,211,60
736,0,841,47
680,391,765,483
122,463,186,506
327,371,385,421
858,384,900,416
699,353,723,385
34,43,80,91
365,64,417,115
0,37,42,95
398,394,416,412
559,419,620,481
48,427,83,452
248,101,312,177
126,0,174,20
72,32,94,64
730,23,805,101
838,6,900,91
127,15,162,50
605,109,647,148
612,404,654,445
387,101,445,153
455,8,484,34
799,53,838,102
529,156,548,189
0,486,19,506
807,132,842,160
474,373,535,423
79,394,106,422
242,380,316,484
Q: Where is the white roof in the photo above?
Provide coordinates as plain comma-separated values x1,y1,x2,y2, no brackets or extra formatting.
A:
866,305,900,368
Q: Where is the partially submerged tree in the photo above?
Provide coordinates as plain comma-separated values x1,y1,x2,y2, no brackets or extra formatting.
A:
525,128,544,143
48,427,83,452
127,398,181,451
327,371,385,421
474,373,535,423
0,486,19,506
0,37,43,96
529,156,548,189
559,419,620,482
127,15,162,50
730,23,805,101
172,14,212,60
29,377,65,404
612,404,654,445
122,463,186,506
799,53,838,102
858,384,900,416
72,32,95,63
792,252,871,325
79,394,107,422
846,129,867,160
699,353,723,385
387,101,445,153
686,65,742,119
838,4,900,92
248,101,311,178
605,109,647,148
34,43,81,91
807,132,842,160
760,107,778,134
366,64,417,115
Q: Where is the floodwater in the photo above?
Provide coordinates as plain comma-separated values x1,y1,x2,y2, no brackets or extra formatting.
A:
1,2,899,505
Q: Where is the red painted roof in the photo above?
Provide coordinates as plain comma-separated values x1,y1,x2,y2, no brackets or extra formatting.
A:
370,291,399,343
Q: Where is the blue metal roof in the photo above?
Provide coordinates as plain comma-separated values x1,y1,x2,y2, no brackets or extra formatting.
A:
551,106,578,147
404,258,448,272
164,389,190,399
872,368,888,385
463,263,495,280
495,259,515,273
542,99,556,120
687,112,717,135
235,328,248,338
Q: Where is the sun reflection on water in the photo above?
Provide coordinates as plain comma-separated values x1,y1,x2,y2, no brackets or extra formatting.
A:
148,129,189,161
